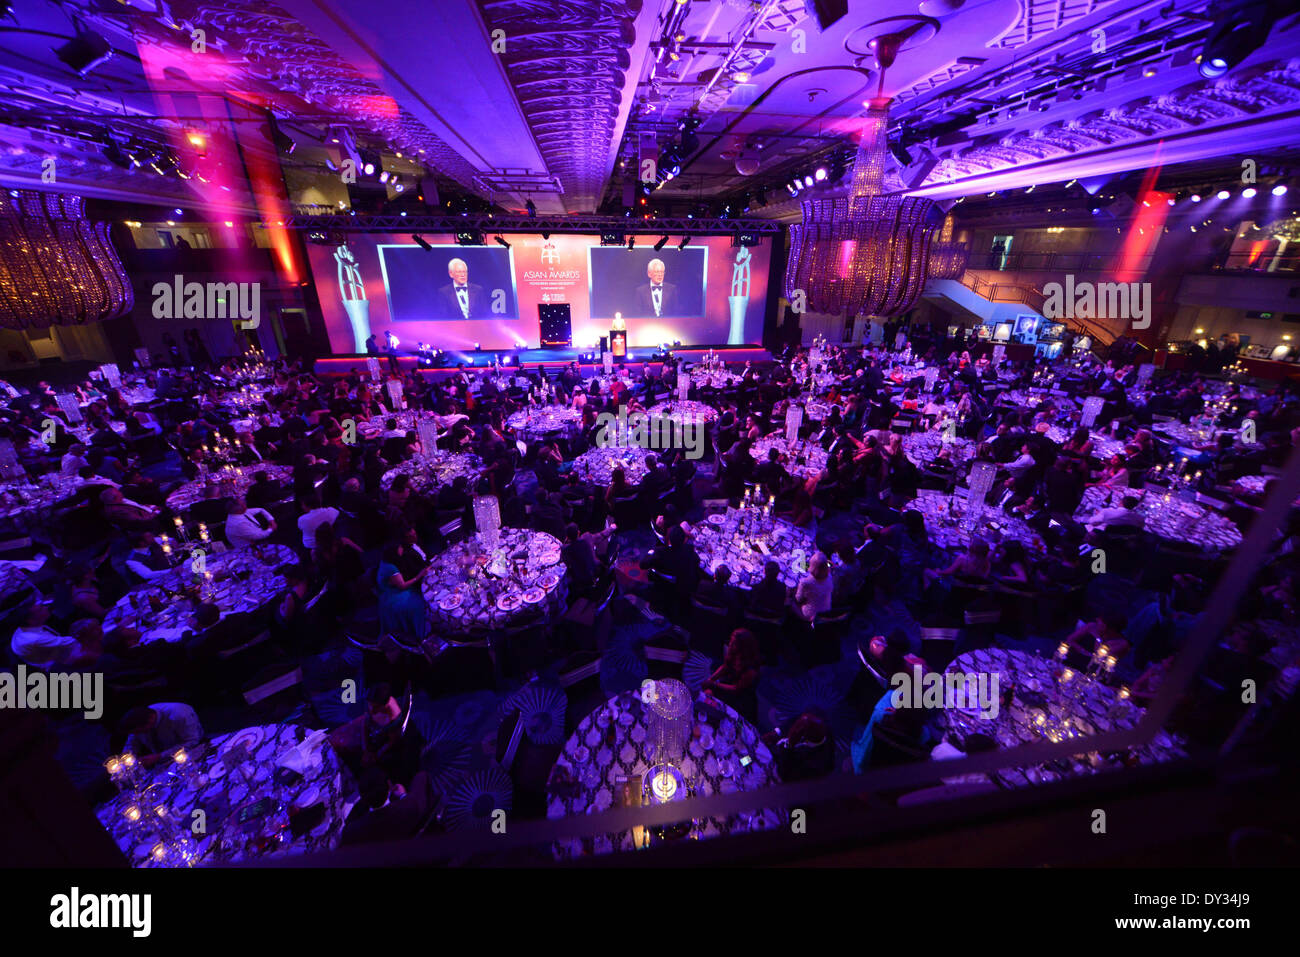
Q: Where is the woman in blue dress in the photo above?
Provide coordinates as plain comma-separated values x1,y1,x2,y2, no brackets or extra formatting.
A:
377,539,429,641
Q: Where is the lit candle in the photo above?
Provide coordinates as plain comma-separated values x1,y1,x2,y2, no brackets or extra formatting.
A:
123,804,142,823
121,752,136,770
174,516,183,528
104,756,122,777
150,843,167,863
1055,642,1069,659
651,771,678,802
172,747,188,765
1061,667,1075,683
1096,644,1110,660
1117,686,1130,700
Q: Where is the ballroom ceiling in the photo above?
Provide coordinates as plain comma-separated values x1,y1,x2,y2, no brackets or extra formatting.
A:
0,0,1296,217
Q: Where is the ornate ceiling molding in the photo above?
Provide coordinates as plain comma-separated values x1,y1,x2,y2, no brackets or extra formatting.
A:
476,0,640,212
927,58,1300,184
988,0,1119,51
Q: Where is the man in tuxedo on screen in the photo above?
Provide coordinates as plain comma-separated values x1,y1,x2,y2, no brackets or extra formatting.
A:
634,258,678,318
437,258,487,319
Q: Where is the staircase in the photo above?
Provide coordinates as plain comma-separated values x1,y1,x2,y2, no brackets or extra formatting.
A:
924,275,1121,349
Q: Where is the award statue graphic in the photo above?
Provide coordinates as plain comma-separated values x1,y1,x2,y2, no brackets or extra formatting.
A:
727,247,751,345
336,245,371,352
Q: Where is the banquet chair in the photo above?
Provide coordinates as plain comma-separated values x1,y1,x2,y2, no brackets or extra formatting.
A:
611,492,642,529
919,626,961,673
800,608,851,669
556,650,605,732
643,627,691,680
425,631,498,697
240,662,307,723
742,608,786,663
687,597,731,662
496,705,564,819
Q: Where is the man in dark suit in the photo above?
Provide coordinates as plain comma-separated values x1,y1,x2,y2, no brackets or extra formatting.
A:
340,768,437,846
634,259,678,318
436,258,488,319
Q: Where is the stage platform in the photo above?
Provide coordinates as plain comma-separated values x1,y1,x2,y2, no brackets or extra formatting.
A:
314,345,775,378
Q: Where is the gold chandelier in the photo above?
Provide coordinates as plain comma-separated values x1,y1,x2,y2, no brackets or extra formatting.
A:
784,98,966,317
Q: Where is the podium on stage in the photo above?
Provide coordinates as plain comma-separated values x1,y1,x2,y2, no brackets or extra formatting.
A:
610,313,627,360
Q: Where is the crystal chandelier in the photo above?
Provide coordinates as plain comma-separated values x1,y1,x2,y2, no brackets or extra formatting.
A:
784,98,967,317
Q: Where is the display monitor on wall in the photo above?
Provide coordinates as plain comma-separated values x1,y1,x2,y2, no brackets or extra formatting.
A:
304,232,772,353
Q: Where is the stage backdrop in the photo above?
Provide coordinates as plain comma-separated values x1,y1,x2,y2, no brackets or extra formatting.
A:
304,232,771,354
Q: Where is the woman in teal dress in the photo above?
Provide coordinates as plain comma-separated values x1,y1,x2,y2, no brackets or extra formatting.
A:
377,542,429,640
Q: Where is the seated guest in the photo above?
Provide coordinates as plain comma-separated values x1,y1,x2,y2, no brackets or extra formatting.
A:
189,483,232,526
117,702,204,767
100,487,158,529
296,491,339,551
769,711,835,782
125,531,172,582
67,563,108,619
696,564,743,619
437,475,472,513
340,767,438,846
561,523,600,594
61,443,89,475
377,531,429,640
10,599,78,668
245,470,284,510
275,564,313,632
794,553,834,622
648,525,701,593
753,447,789,496
1083,493,1144,534
329,683,421,783
751,561,789,614
225,497,276,548
1065,613,1131,664
530,491,569,540
703,628,761,722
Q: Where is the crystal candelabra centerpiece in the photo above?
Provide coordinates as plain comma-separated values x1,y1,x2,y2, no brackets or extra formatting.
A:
644,678,691,766
473,495,501,548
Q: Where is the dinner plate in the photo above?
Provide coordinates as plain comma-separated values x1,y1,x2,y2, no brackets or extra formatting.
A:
706,514,725,526
521,587,546,604
438,593,464,611
497,593,522,612
537,571,560,590
222,727,266,755
292,784,321,808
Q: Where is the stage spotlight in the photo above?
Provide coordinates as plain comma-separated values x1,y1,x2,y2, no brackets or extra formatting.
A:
1217,189,1231,200
803,175,814,188
1191,194,1202,202
1198,2,1277,79
654,235,669,251
678,236,690,250
627,235,635,249
173,208,183,216
102,141,131,169
54,31,114,76
1273,184,1288,196
814,167,828,181
525,199,537,217
378,170,390,184
890,142,913,166
1243,187,1257,198
787,182,799,196
495,236,511,248
413,234,432,251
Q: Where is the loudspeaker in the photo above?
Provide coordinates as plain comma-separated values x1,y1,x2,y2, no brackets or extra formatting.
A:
804,0,848,30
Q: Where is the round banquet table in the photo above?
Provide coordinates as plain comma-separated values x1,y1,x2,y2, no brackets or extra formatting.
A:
1076,486,1241,552
997,389,1077,412
506,406,582,440
903,490,1040,552
546,688,781,859
356,409,457,441
422,526,568,631
803,398,844,422
103,544,295,645
67,419,128,444
1043,426,1128,462
166,463,293,512
940,648,1186,788
1232,474,1300,505
691,508,816,589
380,451,482,494
1152,420,1225,447
570,446,651,486
902,431,977,468
749,435,827,480
689,368,741,389
0,474,99,528
95,724,354,867
646,399,719,425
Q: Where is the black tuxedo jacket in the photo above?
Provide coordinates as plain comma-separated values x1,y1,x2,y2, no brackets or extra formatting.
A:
437,282,488,319
634,282,678,318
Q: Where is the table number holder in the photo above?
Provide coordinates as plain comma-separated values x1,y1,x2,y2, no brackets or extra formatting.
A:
134,347,151,369
924,367,940,394
385,379,405,411
101,363,122,389
677,373,690,402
